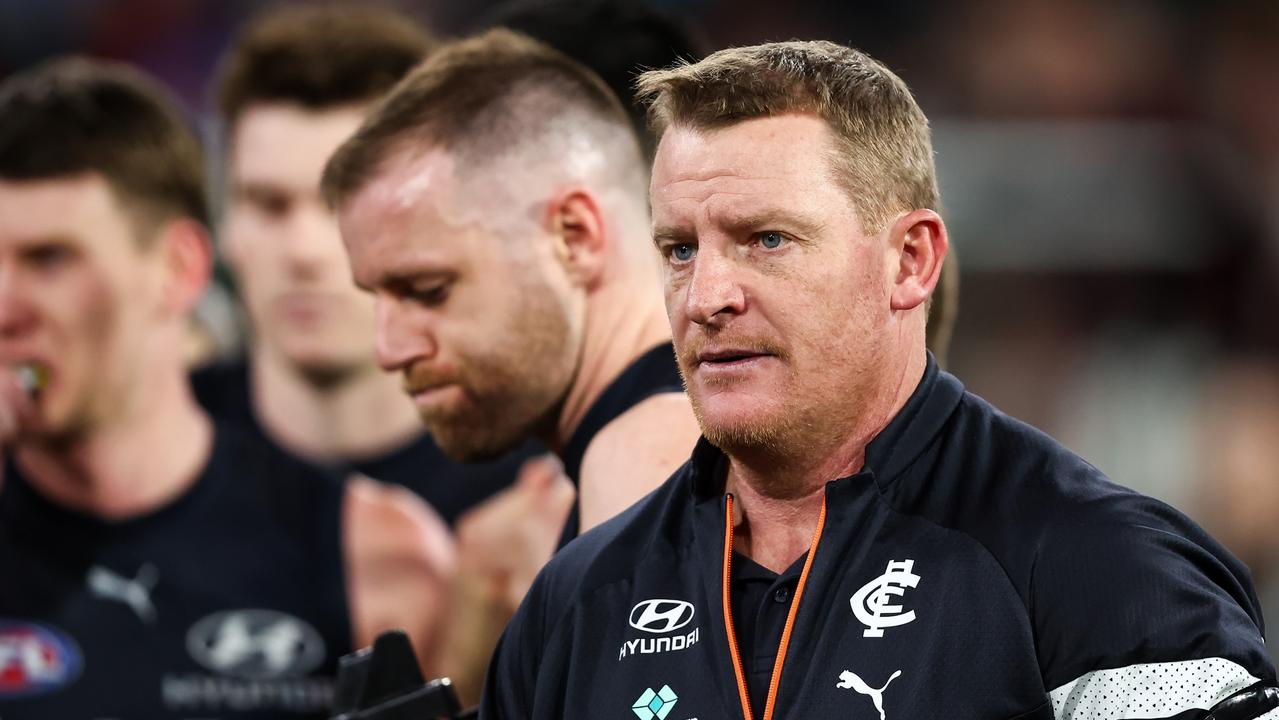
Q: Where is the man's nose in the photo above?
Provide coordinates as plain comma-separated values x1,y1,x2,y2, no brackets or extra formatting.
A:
373,295,436,373
684,250,746,326
281,206,340,277
0,264,36,340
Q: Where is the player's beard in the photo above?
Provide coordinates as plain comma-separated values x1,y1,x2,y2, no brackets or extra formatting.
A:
407,289,577,462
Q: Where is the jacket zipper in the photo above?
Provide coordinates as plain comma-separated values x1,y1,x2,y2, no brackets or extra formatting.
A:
721,493,828,720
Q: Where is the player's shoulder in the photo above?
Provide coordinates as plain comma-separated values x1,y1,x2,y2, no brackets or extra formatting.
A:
889,374,1220,592
958,387,1182,529
580,392,698,478
529,458,694,619
189,356,253,421
206,420,347,530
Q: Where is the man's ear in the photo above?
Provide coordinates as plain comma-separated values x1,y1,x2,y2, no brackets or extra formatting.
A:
544,189,607,289
888,209,948,312
155,217,213,318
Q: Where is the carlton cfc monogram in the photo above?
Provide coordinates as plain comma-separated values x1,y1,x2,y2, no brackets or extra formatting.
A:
850,559,921,638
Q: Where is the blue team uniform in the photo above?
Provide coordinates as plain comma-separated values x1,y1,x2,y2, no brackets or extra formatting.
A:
481,357,1277,720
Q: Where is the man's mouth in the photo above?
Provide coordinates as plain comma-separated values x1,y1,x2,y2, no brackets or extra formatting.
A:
696,348,772,366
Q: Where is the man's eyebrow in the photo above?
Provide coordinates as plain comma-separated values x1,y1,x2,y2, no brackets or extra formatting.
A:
352,264,456,293
652,226,695,246
724,210,827,239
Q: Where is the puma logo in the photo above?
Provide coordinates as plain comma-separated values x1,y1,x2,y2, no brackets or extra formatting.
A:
836,669,902,720
87,563,158,625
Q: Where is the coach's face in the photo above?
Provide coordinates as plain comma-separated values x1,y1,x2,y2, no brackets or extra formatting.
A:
651,114,898,452
0,175,173,438
339,149,582,461
224,104,376,383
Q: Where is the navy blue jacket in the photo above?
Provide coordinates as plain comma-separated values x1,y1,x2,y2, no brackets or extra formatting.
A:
481,359,1275,719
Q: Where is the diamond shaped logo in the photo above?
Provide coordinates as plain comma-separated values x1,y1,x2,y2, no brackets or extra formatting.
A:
632,684,678,720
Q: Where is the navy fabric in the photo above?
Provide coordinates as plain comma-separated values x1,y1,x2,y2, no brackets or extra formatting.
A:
480,355,1275,720
0,423,352,719
556,342,683,547
191,358,536,527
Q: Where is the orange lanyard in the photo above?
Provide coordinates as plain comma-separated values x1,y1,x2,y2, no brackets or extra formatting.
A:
721,493,828,720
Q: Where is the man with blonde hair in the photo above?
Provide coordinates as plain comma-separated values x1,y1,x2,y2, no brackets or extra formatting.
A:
480,40,1277,720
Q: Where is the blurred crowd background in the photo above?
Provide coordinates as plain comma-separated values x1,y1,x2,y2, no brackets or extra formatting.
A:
2,0,1276,635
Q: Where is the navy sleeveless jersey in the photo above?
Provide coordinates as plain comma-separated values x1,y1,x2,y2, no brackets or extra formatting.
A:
483,355,1278,720
556,342,683,547
190,358,538,526
0,423,353,719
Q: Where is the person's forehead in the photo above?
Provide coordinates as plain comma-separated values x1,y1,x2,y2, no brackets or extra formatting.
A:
342,148,498,280
650,115,845,217
0,174,128,243
229,102,367,186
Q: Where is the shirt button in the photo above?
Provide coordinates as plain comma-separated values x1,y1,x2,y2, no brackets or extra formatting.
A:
774,587,791,604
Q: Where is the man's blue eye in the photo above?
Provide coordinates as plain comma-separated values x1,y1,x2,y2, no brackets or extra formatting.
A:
671,244,695,262
759,232,785,249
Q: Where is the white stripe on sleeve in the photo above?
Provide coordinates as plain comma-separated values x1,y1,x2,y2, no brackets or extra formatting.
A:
1050,657,1262,719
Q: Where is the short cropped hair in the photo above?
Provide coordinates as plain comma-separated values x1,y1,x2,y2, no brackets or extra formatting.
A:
480,0,705,157
636,41,938,232
321,28,643,209
0,56,208,234
215,4,435,130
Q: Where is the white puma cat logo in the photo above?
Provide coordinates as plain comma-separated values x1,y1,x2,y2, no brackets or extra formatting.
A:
836,669,902,720
87,563,159,625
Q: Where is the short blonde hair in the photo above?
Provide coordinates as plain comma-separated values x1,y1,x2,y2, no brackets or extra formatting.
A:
636,40,937,232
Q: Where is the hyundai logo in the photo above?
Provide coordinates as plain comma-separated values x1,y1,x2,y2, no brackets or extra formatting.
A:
186,609,326,679
629,600,695,634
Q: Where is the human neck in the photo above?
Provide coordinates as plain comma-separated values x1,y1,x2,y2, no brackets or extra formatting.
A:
14,366,213,521
725,349,927,572
251,347,424,463
549,273,671,451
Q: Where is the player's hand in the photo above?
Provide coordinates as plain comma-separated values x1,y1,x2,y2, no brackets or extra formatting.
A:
454,454,575,610
436,455,574,706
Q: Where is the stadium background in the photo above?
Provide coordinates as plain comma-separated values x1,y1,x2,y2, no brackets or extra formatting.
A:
2,0,1276,647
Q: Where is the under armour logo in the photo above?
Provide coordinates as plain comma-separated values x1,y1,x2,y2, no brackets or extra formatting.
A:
87,563,159,625
849,559,920,637
837,669,901,720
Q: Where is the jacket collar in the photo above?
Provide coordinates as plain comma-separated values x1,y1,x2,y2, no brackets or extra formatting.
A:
686,352,964,500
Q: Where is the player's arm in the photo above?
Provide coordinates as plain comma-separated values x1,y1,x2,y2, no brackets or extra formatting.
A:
1033,514,1278,720
577,391,700,532
343,474,457,676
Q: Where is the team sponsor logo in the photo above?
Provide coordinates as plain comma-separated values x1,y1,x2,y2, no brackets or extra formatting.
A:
0,620,83,697
629,600,694,634
836,669,902,720
850,559,920,638
619,599,700,660
186,609,325,679
165,609,332,714
632,684,679,720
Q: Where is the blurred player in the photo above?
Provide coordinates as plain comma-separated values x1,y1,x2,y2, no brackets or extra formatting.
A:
0,57,449,718
200,4,535,528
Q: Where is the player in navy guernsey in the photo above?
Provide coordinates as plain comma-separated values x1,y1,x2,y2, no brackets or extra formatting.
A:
322,30,701,705
480,41,1279,720
195,4,538,531
0,58,451,719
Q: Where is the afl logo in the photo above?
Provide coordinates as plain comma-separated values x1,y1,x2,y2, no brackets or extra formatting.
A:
629,600,695,634
187,609,326,679
0,620,83,697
